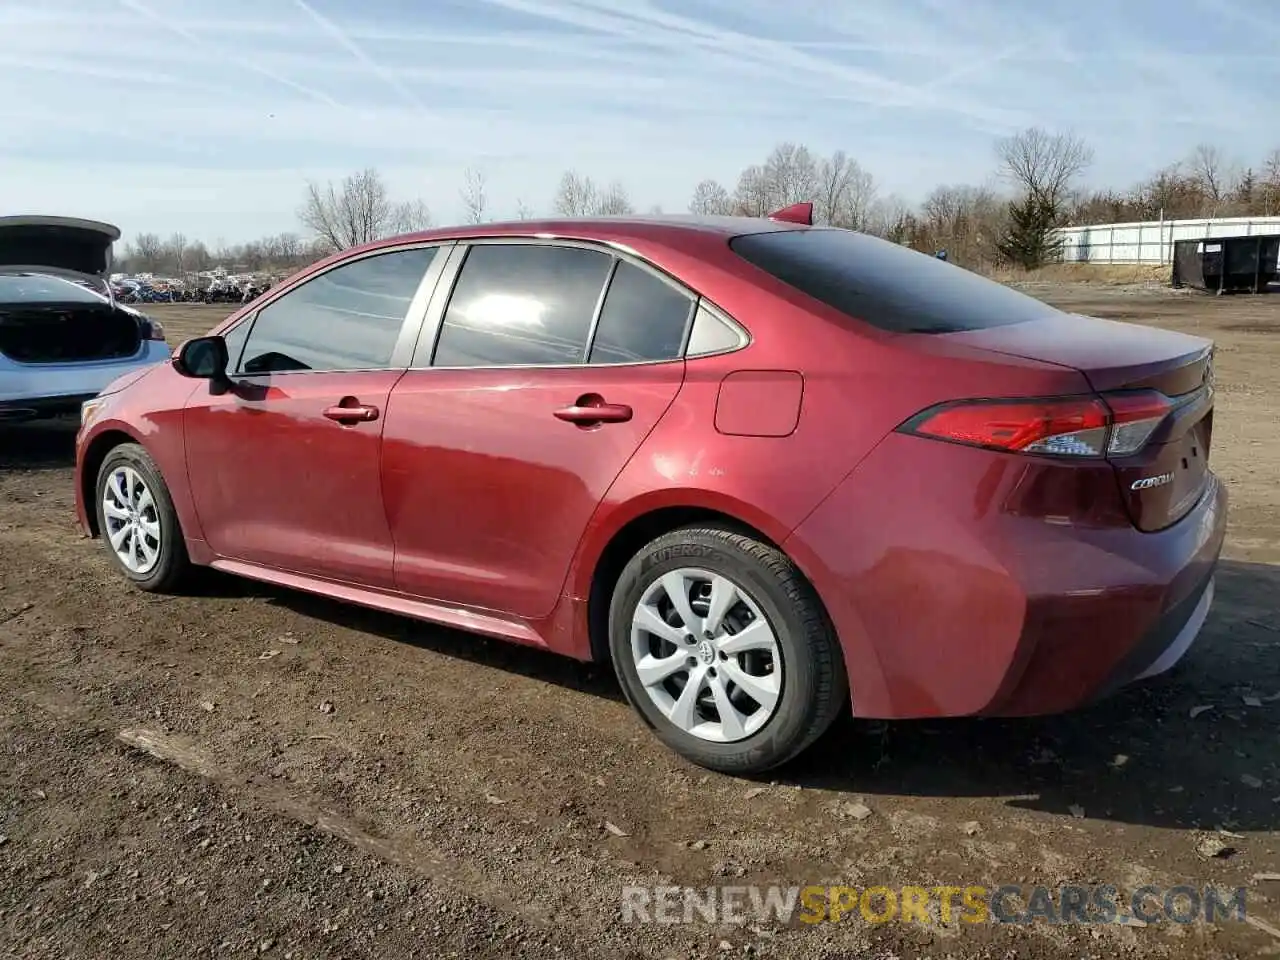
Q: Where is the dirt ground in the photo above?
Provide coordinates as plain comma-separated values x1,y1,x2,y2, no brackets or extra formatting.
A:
2,285,1279,960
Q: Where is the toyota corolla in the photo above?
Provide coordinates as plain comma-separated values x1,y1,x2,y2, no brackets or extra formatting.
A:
73,206,1226,773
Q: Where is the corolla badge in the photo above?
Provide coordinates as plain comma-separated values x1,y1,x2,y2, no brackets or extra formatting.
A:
1131,473,1175,490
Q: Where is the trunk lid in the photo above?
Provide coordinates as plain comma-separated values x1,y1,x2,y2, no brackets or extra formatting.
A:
943,312,1215,532
0,216,121,278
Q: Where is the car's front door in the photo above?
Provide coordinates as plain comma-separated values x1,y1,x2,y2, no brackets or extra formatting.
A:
183,245,444,588
382,242,696,618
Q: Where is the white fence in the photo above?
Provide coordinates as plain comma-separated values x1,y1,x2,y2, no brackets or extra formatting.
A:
1057,215,1280,265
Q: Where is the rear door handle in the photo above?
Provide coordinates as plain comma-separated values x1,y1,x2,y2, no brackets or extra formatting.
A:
323,399,380,423
554,396,633,425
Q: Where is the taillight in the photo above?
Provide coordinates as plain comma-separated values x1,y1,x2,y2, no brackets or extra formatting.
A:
1102,391,1174,455
146,319,166,341
901,391,1172,459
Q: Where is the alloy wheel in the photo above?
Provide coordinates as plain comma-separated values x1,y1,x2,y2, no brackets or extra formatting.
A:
629,567,783,743
102,465,162,574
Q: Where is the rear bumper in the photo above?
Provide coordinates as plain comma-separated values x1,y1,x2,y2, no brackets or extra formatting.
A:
783,433,1228,720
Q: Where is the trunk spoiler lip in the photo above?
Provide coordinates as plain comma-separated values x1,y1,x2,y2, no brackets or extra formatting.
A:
0,215,121,242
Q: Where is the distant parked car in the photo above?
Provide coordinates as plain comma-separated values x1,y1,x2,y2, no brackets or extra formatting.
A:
73,207,1224,774
0,216,170,423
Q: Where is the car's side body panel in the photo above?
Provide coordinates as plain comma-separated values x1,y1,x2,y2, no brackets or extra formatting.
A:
383,362,686,618
183,370,404,588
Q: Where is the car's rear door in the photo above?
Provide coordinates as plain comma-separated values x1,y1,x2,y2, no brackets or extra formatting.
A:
381,241,695,619
183,244,447,587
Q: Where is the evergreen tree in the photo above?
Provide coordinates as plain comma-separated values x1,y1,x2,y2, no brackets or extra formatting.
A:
997,192,1063,269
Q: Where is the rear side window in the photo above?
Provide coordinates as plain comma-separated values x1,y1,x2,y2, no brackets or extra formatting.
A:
237,247,435,374
433,244,613,367
729,229,1059,333
588,261,693,364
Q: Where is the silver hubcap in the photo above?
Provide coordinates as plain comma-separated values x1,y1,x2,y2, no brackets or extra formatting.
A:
102,465,161,574
629,567,783,743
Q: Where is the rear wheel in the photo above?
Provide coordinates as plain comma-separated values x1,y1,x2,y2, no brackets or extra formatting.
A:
609,526,847,774
94,443,189,593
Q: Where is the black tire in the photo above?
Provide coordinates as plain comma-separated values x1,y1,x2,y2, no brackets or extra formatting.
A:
94,442,190,593
608,526,848,775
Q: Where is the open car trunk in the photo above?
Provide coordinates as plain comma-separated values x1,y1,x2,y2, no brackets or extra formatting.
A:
0,298,143,363
0,217,142,364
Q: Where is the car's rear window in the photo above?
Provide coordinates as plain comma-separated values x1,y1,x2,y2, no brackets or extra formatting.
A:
0,272,106,305
729,228,1060,333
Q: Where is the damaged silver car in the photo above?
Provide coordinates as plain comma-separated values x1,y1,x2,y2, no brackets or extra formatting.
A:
0,216,170,423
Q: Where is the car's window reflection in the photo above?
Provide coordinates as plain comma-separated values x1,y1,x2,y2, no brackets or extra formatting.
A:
432,244,613,367
237,247,436,374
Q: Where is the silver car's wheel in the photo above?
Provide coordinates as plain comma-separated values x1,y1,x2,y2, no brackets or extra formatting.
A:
629,567,783,743
101,464,162,575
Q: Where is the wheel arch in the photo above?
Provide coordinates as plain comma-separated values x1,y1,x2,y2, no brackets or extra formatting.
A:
79,427,143,537
581,496,828,667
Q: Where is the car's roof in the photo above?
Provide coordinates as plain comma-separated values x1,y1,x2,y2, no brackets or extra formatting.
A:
381,214,807,248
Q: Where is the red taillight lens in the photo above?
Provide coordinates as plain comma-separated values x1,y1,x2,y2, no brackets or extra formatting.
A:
901,391,1172,458
905,398,1110,456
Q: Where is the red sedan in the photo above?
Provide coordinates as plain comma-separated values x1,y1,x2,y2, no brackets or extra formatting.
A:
74,206,1225,773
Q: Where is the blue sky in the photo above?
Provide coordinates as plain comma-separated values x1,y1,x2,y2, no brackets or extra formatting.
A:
1,0,1275,245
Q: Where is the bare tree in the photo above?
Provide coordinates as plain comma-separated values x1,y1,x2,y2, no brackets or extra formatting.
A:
164,233,187,274
129,233,164,273
1187,143,1238,212
815,151,876,230
298,168,431,253
552,171,633,216
514,198,536,220
553,171,598,216
762,143,819,208
593,180,634,215
689,178,734,216
921,184,1006,266
1263,149,1280,216
732,165,773,217
391,198,433,234
866,195,915,243
995,127,1093,211
275,232,303,265
185,240,211,273
460,167,488,224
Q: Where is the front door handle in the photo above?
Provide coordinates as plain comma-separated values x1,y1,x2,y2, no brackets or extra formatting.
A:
554,395,633,426
323,398,380,424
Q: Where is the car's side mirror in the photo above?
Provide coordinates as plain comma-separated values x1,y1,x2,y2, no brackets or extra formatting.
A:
172,336,230,382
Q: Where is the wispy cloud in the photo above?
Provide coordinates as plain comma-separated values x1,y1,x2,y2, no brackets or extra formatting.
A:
117,0,347,110
288,0,432,115
0,0,1273,243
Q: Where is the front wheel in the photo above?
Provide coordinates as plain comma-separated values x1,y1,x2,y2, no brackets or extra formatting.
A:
94,442,189,593
609,526,847,774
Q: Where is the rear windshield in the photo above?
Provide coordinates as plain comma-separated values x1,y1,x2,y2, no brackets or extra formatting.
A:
729,228,1060,333
0,272,107,305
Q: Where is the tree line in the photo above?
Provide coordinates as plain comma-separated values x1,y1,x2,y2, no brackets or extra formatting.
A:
117,129,1280,276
